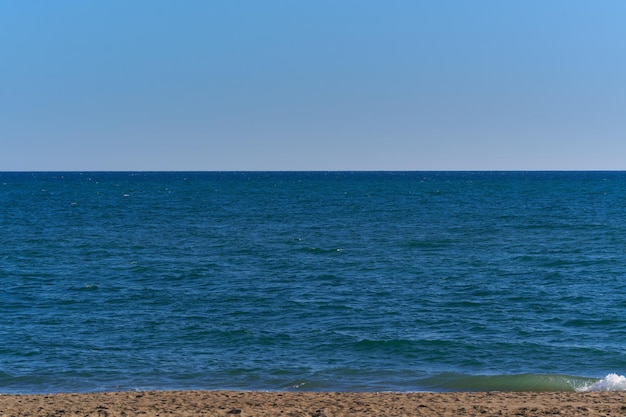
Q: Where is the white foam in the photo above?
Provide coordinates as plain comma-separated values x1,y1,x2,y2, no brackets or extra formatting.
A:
577,373,626,392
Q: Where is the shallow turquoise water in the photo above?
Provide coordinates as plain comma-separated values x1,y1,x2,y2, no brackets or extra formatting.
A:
1,171,626,393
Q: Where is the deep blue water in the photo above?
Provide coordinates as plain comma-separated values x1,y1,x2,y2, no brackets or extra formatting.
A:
2,171,626,393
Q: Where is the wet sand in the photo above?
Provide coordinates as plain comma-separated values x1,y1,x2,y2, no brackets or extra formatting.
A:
1,390,626,416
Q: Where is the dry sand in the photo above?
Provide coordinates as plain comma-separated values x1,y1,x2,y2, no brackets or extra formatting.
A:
1,390,625,416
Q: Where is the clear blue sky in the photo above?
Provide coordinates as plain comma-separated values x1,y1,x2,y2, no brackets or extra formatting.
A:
2,1,625,171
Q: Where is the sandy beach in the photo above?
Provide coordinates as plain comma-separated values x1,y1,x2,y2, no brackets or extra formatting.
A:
1,390,625,416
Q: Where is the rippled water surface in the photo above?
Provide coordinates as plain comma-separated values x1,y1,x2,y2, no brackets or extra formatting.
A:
1,171,626,393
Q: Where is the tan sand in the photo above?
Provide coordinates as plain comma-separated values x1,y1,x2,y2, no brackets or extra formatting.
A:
1,390,625,416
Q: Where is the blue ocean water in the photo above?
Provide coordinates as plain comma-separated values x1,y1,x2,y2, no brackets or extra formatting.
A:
2,171,626,393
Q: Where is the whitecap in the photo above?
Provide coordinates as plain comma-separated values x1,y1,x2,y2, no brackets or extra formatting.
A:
577,373,626,392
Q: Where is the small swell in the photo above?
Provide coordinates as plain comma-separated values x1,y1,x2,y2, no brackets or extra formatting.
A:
419,373,599,392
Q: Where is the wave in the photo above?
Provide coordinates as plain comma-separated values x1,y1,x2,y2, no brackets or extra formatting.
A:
576,373,626,392
418,373,626,392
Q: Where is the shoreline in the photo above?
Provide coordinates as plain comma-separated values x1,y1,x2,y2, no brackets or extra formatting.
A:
1,390,626,416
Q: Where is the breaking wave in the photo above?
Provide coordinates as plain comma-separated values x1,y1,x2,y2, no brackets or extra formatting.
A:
419,373,626,392
577,373,626,392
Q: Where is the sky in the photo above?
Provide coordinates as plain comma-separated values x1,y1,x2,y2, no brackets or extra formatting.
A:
2,1,625,171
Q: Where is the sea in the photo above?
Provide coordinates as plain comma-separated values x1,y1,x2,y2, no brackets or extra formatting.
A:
2,171,626,394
